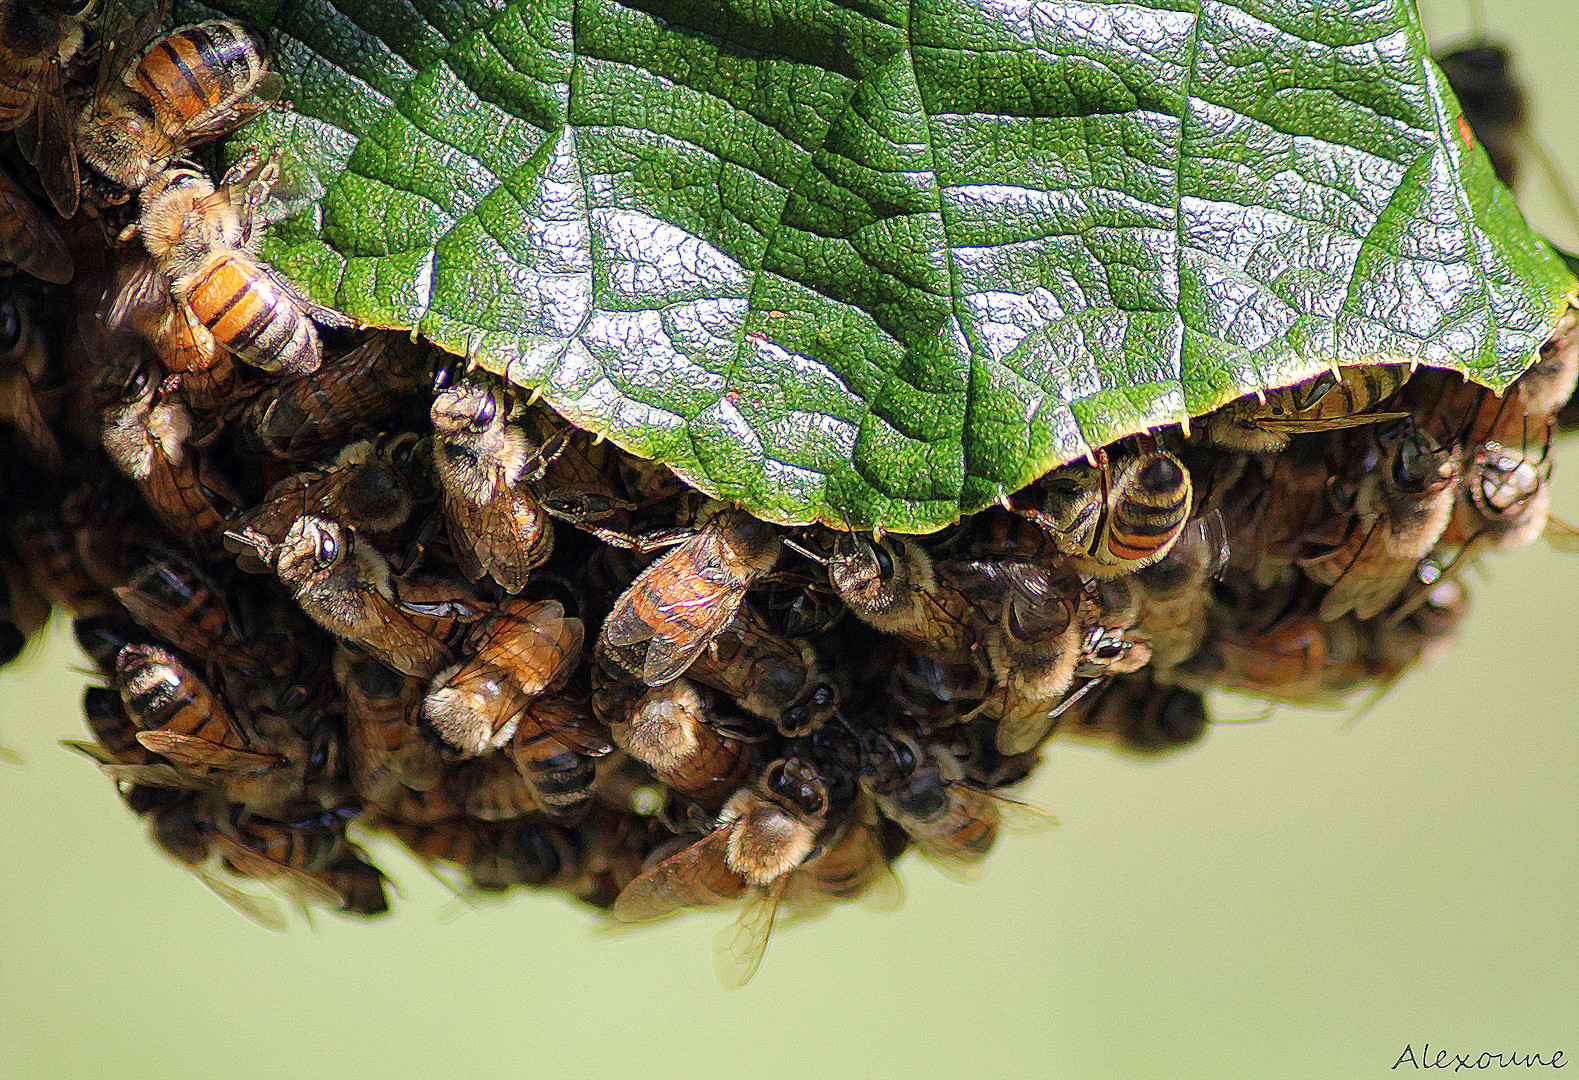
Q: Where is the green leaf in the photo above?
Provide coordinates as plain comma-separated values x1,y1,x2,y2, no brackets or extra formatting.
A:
175,0,1576,532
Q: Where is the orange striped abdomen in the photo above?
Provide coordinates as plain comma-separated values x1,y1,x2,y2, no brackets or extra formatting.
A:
1099,452,1191,568
181,250,318,373
134,20,269,132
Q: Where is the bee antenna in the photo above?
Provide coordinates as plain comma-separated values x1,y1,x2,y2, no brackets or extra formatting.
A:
782,536,827,566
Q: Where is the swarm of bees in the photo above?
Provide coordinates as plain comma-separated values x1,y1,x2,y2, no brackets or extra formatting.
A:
0,4,1574,988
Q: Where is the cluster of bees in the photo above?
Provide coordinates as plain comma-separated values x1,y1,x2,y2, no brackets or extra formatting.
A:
0,3,1574,986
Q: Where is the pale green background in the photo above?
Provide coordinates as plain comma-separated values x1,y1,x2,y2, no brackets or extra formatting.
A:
1,3,1575,1077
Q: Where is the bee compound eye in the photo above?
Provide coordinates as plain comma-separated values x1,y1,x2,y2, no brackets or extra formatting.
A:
471,390,497,430
871,540,895,580
316,526,340,564
0,303,20,352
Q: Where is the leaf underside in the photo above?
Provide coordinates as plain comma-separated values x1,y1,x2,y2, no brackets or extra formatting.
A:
175,0,1576,532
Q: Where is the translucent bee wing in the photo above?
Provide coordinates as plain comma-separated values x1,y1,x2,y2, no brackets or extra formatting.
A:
1543,514,1579,552
134,730,284,773
915,843,988,884
713,876,786,991
208,832,346,911
857,862,906,914
611,828,742,922
59,739,125,766
0,168,71,283
986,790,1061,835
99,762,208,789
196,869,288,933
22,63,79,219
1252,409,1411,433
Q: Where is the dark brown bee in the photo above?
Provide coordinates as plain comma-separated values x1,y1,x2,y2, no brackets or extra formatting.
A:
684,604,839,736
594,676,752,811
826,530,975,664
78,19,280,194
7,504,109,617
225,433,430,570
451,752,543,821
1187,614,1364,706
333,647,443,805
508,692,611,817
100,365,234,544
60,683,149,766
1134,511,1228,670
1302,421,1458,621
1204,367,1410,453
240,333,435,462
1436,40,1525,188
612,757,833,989
430,375,558,592
859,729,1055,881
260,514,463,679
389,817,582,894
423,597,585,757
0,290,65,468
206,805,386,919
111,545,270,675
0,164,70,282
598,503,781,687
0,0,91,216
1017,448,1192,576
1057,676,1211,755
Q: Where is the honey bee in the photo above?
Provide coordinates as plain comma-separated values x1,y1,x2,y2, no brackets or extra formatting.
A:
143,794,291,932
976,573,1083,755
7,504,109,616
61,682,148,765
780,804,904,920
859,729,1056,881
0,165,70,282
612,757,832,989
0,0,91,217
78,19,280,194
390,817,583,894
824,529,975,663
430,374,558,592
594,676,752,811
99,364,235,544
423,597,584,756
0,290,65,468
450,752,543,821
111,545,271,675
684,604,839,736
105,643,340,814
1017,447,1193,576
240,333,434,462
1056,675,1210,754
1187,613,1364,705
598,504,782,687
317,846,392,917
332,647,443,805
1437,40,1525,188
113,157,347,376
509,693,612,818
1134,511,1228,670
1415,312,1579,450
1302,421,1458,621
225,433,430,570
1204,366,1411,453
260,514,462,678
1073,577,1152,679
206,805,385,919
1447,438,1551,551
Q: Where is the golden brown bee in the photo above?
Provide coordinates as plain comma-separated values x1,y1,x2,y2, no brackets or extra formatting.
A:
207,806,385,919
332,647,442,805
389,817,582,894
0,0,91,216
111,545,269,674
78,19,280,194
99,364,235,544
61,683,148,766
0,165,70,282
975,565,1084,756
595,676,753,811
859,729,1055,881
225,433,430,570
613,757,832,989
1302,421,1458,621
423,597,584,756
598,504,781,686
241,333,434,462
780,804,904,920
430,375,558,592
114,159,346,376
1204,366,1410,453
1190,613,1364,706
1056,676,1210,754
684,604,839,736
1134,511,1228,670
450,752,543,821
825,530,975,663
262,514,461,678
1437,41,1525,188
1225,445,1329,587
1018,448,1193,576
